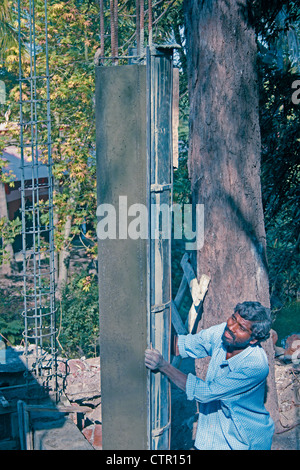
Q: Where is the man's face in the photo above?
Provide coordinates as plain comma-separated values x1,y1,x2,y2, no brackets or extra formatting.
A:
222,312,257,350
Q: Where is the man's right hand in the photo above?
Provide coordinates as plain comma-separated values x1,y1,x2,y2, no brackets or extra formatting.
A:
145,346,188,392
145,348,166,371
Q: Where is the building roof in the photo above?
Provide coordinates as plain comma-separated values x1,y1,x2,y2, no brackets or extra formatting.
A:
1,146,49,181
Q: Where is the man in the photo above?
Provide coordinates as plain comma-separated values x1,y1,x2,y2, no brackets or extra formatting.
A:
145,301,275,450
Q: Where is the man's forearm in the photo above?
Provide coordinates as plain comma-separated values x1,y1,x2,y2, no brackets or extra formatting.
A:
159,359,187,392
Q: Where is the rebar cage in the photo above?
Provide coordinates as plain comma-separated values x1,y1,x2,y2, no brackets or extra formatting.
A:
17,0,57,396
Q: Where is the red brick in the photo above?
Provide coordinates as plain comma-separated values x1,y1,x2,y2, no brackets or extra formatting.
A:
82,424,102,450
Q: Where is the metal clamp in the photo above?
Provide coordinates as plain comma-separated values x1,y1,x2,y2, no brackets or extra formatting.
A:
151,301,171,314
151,420,171,438
150,183,172,193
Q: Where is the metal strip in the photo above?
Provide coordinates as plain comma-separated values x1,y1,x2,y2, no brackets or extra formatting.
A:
151,420,171,438
151,301,171,314
150,183,172,193
147,44,173,451
146,45,152,451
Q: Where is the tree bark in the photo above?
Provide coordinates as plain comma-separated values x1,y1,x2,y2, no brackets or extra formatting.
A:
184,0,281,431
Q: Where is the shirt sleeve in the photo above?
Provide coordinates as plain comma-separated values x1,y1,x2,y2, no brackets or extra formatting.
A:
185,365,267,403
178,323,225,359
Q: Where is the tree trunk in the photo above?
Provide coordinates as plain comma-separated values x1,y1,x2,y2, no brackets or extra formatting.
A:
184,0,281,431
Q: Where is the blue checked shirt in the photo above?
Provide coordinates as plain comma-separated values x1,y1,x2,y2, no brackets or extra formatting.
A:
178,322,275,450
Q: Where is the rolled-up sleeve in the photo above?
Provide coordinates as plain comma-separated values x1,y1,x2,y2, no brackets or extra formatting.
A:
177,335,190,358
186,373,198,401
178,323,225,359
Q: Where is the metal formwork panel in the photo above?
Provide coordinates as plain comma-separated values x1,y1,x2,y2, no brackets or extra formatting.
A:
96,65,148,450
147,46,173,450
95,46,173,450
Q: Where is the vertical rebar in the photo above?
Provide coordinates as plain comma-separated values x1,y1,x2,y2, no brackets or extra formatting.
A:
114,0,119,64
99,0,105,64
140,0,144,56
44,0,57,396
17,0,57,398
110,0,116,63
136,0,140,56
148,0,153,46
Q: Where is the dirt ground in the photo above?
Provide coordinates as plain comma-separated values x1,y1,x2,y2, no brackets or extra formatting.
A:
170,356,300,451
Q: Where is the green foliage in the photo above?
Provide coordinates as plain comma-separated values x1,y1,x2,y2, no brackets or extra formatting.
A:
0,157,16,185
272,300,300,344
57,272,99,358
0,0,18,57
258,23,300,306
0,0,187,257
0,0,299,348
0,216,21,264
249,1,300,41
172,151,191,297
0,287,23,345
1,0,100,265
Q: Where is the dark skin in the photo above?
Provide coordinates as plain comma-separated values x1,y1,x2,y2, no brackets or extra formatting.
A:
144,312,258,392
223,312,258,359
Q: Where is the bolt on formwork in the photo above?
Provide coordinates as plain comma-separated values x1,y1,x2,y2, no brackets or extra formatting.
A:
17,0,57,398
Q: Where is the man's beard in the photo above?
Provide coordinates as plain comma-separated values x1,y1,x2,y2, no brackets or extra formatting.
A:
221,325,253,351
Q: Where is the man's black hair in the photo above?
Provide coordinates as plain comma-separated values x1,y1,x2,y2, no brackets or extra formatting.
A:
234,301,272,343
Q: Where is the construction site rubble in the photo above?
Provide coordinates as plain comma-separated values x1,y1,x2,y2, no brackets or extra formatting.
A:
57,356,102,449
0,343,102,450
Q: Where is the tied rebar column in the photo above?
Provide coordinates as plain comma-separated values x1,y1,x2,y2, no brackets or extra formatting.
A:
17,0,57,397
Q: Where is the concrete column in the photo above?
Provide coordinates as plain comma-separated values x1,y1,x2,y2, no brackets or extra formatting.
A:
96,64,148,450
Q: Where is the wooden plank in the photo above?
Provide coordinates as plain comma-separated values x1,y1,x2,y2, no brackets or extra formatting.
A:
180,253,194,284
174,274,188,309
185,303,198,334
171,253,210,361
185,274,211,333
26,404,91,414
17,400,29,450
171,300,188,336
180,253,202,306
24,407,33,450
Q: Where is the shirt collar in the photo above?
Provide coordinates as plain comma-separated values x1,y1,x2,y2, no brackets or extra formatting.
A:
220,343,258,371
